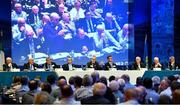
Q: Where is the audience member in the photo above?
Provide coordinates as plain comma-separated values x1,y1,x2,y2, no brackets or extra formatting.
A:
54,85,80,104
22,80,39,104
143,78,160,104
121,74,135,91
81,82,110,104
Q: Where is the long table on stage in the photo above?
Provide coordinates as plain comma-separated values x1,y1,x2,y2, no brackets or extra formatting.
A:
0,70,180,87
142,70,180,79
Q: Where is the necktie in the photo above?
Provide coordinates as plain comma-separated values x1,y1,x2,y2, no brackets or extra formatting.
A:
89,20,94,32
30,64,33,70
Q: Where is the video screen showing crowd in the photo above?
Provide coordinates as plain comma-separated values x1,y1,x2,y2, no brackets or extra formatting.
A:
11,0,132,65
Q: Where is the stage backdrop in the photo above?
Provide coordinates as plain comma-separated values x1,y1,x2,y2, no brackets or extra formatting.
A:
11,0,134,66
151,0,174,67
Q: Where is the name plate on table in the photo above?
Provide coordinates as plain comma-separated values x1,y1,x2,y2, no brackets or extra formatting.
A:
75,68,83,71
109,68,117,71
11,69,20,72
55,68,63,72
86,68,94,71
141,68,148,71
36,68,45,71
153,68,161,71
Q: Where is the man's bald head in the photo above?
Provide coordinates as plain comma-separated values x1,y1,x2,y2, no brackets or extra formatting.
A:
124,88,138,101
58,78,67,88
93,82,107,96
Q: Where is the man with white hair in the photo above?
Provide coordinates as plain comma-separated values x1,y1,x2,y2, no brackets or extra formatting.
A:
3,57,18,71
23,58,39,70
118,23,134,49
93,24,120,51
152,76,160,92
103,12,121,36
132,56,145,70
69,0,85,21
81,82,110,104
168,56,179,70
151,57,163,70
11,3,27,24
28,5,42,25
109,80,124,103
12,17,36,59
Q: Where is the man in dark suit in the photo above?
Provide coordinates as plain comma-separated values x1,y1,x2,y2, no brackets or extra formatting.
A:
42,57,58,71
81,83,110,104
168,56,179,70
62,57,76,71
76,10,100,33
3,57,19,71
72,28,93,53
131,56,145,70
27,5,42,26
151,57,163,70
23,58,39,71
86,55,101,70
22,80,39,104
104,55,116,70
43,12,64,54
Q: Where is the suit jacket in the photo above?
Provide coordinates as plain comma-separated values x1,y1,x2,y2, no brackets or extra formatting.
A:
3,63,19,71
151,63,163,70
72,35,93,52
27,13,42,25
131,62,145,70
43,22,64,54
62,63,76,71
104,62,116,70
81,95,110,104
168,62,179,70
76,18,99,33
86,61,102,70
42,62,58,70
23,63,39,70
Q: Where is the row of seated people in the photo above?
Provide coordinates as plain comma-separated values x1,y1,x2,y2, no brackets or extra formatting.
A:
2,55,179,71
1,71,180,104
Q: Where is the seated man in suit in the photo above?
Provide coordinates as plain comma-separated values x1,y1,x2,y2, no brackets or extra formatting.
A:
76,10,99,33
131,56,145,70
3,57,19,71
43,57,58,71
27,5,42,35
23,58,38,71
93,24,121,51
168,56,179,70
43,12,64,54
86,55,101,70
62,57,76,71
151,57,163,70
72,28,93,53
104,55,116,70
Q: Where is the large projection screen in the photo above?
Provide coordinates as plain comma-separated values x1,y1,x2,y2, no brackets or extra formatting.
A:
11,0,133,66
